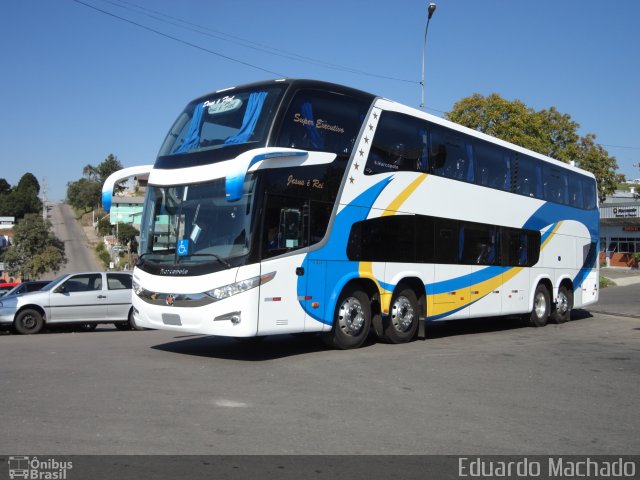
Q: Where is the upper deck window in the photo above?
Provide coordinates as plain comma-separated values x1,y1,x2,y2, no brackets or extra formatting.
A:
158,86,284,157
275,89,371,157
364,111,428,175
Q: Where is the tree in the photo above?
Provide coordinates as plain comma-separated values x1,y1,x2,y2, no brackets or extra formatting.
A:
16,173,40,195
115,223,139,245
66,154,124,212
97,216,112,236
447,93,619,202
66,177,101,212
0,173,42,218
0,178,11,195
2,214,66,279
83,154,124,191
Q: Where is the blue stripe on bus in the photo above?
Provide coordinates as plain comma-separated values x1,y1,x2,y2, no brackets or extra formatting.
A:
299,175,599,324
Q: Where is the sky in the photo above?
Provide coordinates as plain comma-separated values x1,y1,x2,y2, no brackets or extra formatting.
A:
1,0,639,202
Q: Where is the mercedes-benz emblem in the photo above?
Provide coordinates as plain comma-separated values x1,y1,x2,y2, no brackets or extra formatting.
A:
165,294,175,306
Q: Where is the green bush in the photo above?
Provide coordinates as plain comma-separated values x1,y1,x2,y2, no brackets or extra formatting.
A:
599,276,615,288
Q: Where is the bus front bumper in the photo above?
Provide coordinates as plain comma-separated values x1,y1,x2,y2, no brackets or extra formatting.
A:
132,289,260,337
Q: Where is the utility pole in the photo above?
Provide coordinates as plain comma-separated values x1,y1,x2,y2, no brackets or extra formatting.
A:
41,178,47,221
420,3,437,111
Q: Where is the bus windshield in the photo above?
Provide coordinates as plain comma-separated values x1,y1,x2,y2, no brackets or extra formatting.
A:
158,85,284,156
139,177,256,266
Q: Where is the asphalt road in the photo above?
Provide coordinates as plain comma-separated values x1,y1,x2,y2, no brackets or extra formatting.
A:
47,203,101,275
0,292,638,456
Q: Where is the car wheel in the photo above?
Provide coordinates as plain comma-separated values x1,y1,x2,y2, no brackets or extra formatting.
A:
14,309,44,335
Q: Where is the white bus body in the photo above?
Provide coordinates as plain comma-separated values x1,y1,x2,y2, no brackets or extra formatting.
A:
103,80,599,349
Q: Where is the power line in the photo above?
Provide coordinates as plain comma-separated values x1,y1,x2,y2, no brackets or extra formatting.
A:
102,0,418,84
601,144,640,151
75,0,418,84
69,0,285,76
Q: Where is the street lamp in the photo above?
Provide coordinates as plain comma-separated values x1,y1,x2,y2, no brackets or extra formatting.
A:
420,2,437,111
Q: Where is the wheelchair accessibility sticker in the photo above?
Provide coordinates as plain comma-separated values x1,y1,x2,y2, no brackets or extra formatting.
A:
177,239,189,256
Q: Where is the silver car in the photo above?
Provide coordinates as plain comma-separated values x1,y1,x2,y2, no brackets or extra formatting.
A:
0,272,140,334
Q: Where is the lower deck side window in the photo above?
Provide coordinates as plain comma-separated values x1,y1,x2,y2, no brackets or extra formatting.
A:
347,214,540,267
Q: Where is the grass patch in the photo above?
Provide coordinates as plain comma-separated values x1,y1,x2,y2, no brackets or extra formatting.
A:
599,276,616,288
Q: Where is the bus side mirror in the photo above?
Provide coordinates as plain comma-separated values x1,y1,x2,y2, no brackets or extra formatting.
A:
225,148,311,202
102,165,154,212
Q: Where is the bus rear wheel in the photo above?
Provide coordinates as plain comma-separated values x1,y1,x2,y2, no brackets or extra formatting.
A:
527,283,550,327
323,286,371,350
551,285,573,324
382,287,419,344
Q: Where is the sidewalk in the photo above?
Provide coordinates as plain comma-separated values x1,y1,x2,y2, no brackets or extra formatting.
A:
600,267,640,287
82,224,102,247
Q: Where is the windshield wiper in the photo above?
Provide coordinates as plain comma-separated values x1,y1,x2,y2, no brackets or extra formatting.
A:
138,249,175,260
178,253,232,269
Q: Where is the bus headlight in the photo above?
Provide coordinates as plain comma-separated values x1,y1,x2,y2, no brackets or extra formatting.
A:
132,279,144,296
205,271,276,302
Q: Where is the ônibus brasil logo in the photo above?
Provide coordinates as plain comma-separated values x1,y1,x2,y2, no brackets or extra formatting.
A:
8,456,72,480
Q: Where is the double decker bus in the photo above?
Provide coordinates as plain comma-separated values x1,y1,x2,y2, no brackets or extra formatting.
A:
103,79,599,349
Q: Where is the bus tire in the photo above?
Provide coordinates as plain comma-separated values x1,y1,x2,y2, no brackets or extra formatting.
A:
14,309,44,335
528,283,550,327
323,286,371,350
128,309,148,331
551,285,573,324
382,287,419,344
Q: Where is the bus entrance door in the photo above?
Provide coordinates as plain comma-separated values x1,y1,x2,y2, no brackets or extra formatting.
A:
258,253,308,335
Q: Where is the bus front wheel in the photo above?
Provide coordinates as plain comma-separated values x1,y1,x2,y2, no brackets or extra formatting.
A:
323,286,371,350
527,284,550,327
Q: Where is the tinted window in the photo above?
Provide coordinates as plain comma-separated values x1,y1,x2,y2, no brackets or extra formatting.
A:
501,228,540,267
543,165,569,204
460,223,499,265
581,177,597,209
262,194,308,259
567,172,584,208
275,89,370,156
514,155,543,198
434,218,459,263
415,215,435,263
364,112,428,175
64,274,102,292
475,142,511,191
347,215,415,262
430,128,472,181
158,86,284,156
107,273,132,290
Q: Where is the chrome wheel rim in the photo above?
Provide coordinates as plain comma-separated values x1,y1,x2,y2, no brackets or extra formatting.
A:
534,292,547,318
391,296,414,332
556,291,569,314
337,297,365,336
